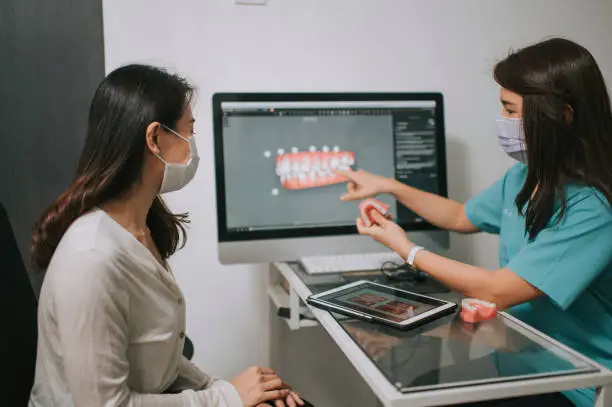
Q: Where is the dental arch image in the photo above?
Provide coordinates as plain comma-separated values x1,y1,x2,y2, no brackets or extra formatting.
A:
266,145,355,195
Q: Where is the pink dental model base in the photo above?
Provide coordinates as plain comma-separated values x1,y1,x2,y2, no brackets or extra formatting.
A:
460,298,498,323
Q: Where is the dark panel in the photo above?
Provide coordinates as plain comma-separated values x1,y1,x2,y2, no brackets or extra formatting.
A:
0,203,37,405
0,0,105,294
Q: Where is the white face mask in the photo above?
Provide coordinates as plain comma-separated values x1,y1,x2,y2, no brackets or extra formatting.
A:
155,125,200,194
496,116,527,163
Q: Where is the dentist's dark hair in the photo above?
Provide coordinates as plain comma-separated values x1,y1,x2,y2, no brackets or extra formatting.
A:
31,64,193,270
494,37,612,240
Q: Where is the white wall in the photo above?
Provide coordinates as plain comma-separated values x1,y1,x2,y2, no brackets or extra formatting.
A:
102,0,612,380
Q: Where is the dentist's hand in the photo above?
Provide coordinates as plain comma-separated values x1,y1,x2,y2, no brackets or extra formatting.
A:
356,210,414,257
337,169,396,201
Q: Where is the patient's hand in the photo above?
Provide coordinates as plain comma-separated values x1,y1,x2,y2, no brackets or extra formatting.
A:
257,390,304,407
231,366,291,407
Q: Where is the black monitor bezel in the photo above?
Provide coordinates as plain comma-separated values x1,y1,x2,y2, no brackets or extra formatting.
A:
212,92,447,242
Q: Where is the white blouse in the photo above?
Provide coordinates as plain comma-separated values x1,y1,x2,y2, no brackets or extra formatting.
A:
29,209,242,407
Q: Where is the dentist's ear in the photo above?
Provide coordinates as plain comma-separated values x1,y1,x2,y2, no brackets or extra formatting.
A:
145,122,162,155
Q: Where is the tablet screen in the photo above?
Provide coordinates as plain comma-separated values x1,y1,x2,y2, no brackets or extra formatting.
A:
320,283,439,323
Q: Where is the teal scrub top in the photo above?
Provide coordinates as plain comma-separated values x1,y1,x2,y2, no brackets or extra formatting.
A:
465,163,612,407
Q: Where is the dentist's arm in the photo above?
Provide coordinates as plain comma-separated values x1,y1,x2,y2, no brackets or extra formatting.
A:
357,211,543,310
338,169,477,233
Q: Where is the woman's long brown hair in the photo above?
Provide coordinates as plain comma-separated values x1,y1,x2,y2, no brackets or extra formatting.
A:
494,38,612,240
31,64,192,270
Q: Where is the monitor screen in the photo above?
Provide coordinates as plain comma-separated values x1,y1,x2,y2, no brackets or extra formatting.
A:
213,93,447,244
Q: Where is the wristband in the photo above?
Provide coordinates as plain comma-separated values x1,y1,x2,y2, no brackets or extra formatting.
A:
406,246,424,269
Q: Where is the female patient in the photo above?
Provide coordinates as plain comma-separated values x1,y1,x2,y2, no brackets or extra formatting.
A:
29,64,303,407
340,38,612,407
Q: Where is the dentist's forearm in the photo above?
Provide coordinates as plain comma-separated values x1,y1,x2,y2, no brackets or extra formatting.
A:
385,179,477,233
396,242,543,309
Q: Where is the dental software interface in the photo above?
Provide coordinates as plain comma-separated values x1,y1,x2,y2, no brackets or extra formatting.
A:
219,100,442,233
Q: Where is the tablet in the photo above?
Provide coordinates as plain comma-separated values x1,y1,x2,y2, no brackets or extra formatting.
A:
306,280,458,330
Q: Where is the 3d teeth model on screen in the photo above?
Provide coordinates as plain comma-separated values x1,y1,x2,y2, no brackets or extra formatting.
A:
266,145,356,191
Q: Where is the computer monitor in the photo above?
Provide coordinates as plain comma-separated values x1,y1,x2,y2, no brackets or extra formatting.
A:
212,93,449,264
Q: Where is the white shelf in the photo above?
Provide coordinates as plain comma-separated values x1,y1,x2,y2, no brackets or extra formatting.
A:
267,284,318,329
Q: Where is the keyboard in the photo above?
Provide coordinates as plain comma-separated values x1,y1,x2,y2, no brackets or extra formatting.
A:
300,252,405,274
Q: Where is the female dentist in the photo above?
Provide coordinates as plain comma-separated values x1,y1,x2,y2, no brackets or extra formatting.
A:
340,38,612,407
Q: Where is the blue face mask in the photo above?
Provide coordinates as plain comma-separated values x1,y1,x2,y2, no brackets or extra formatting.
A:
496,116,527,163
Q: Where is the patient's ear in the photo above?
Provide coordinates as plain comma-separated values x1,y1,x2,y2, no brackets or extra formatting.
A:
144,122,163,155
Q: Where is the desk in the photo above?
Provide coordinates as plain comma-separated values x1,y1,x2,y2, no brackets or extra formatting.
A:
268,262,612,407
